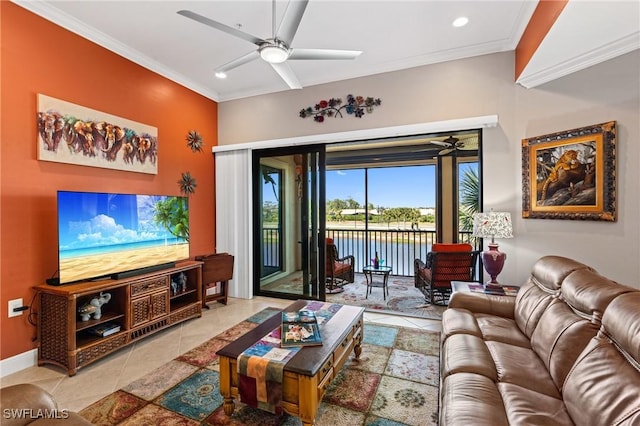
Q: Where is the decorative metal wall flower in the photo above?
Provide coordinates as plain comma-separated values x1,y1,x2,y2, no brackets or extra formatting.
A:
178,171,197,195
186,130,204,153
299,94,382,123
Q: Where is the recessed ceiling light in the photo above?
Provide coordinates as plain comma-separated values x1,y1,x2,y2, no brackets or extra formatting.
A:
215,71,227,79
452,16,469,27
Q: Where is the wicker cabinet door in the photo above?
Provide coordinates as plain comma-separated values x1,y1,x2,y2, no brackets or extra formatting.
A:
130,290,169,327
131,296,151,328
150,290,169,319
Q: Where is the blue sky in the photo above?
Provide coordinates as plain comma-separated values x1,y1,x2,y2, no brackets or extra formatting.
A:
263,163,477,208
327,165,435,208
57,192,181,251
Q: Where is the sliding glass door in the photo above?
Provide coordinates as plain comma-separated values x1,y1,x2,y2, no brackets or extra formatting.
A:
252,145,326,301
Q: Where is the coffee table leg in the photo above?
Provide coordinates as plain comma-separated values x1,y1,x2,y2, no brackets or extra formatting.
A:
298,375,319,426
219,356,236,416
354,341,362,359
223,398,235,416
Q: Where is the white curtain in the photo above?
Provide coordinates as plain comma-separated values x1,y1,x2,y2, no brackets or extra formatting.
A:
215,149,253,299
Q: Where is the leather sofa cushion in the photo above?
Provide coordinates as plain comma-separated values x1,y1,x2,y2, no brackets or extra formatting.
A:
561,268,636,321
602,292,640,362
440,372,509,426
475,314,531,348
530,298,601,390
563,335,640,425
442,306,530,347
486,341,560,398
529,255,592,292
441,308,482,339
498,382,574,426
513,281,555,338
441,334,497,380
563,292,640,425
448,292,516,319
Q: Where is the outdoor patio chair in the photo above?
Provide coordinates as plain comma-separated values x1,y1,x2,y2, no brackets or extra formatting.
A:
414,243,480,305
326,238,355,293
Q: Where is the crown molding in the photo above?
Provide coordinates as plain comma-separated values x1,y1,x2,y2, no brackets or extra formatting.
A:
517,32,640,89
12,0,221,101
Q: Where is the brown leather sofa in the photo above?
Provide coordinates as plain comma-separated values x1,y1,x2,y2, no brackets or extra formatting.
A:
0,383,93,425
440,255,640,425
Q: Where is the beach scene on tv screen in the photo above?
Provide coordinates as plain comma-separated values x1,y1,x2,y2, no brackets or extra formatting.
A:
58,191,189,283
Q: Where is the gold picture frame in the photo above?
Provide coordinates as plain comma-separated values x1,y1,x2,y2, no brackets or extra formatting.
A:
522,121,616,221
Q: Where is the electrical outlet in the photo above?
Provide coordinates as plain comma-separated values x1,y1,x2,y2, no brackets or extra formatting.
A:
8,298,23,318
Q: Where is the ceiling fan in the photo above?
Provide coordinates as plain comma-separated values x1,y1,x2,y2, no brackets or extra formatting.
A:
177,0,362,89
432,135,478,156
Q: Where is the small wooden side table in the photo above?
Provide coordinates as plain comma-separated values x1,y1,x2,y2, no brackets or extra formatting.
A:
363,265,393,300
195,253,234,308
451,281,519,297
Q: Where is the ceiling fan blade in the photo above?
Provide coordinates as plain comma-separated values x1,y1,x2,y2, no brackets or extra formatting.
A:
177,10,265,46
270,62,302,89
289,48,363,60
439,148,454,156
430,140,452,147
276,0,309,45
457,136,479,150
215,51,260,74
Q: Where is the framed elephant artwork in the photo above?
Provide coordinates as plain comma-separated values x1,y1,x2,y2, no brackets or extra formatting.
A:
521,121,616,221
37,94,158,174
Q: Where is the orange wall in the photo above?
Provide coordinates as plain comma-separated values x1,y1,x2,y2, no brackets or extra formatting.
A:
515,0,568,79
0,3,218,360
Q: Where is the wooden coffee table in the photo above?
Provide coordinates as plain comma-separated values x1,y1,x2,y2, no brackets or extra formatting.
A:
216,300,364,426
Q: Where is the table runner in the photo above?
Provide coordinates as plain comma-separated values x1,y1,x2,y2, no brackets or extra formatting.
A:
237,301,343,414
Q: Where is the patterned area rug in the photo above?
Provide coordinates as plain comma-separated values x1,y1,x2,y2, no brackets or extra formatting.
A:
326,275,446,320
80,308,440,426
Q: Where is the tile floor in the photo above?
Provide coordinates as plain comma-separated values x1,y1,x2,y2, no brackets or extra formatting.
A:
1,296,441,413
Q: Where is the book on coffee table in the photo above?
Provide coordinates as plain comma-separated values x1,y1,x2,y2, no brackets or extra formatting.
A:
281,310,323,347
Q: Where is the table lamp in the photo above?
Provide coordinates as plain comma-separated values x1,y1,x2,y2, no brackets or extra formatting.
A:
472,211,513,287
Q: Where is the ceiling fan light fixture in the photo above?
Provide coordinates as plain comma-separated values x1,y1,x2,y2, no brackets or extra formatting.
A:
259,43,289,64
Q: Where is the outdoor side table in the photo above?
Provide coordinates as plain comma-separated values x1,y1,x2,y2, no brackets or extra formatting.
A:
363,265,393,300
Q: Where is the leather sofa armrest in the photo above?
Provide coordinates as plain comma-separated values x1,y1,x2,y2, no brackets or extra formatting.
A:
1,384,93,426
449,292,516,319
1,384,57,426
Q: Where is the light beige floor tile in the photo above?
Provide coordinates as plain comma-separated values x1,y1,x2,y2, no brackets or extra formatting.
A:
2,295,440,411
364,314,423,328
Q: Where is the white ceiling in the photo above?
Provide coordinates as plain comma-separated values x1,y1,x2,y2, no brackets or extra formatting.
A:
13,1,640,102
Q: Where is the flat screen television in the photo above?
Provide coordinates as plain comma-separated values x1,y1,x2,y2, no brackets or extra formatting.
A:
57,190,190,284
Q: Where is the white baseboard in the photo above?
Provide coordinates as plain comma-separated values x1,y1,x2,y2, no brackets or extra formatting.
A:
0,349,37,378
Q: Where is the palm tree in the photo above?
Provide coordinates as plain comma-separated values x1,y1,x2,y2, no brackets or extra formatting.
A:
154,197,190,242
459,167,479,231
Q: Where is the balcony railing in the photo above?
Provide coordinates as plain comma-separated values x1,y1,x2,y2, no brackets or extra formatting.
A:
263,227,477,277
326,228,476,276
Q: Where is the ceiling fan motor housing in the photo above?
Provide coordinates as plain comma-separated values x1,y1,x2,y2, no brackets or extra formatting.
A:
259,40,290,63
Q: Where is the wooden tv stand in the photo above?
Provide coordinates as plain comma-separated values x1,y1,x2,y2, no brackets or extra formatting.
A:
33,260,203,376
